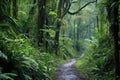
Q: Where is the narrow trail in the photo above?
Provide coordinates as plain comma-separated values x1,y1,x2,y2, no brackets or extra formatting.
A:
54,59,86,80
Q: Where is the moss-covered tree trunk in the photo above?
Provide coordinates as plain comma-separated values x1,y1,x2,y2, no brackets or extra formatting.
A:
54,0,63,55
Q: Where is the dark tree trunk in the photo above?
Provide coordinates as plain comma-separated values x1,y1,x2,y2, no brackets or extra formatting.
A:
96,16,99,31
54,0,63,55
107,0,120,79
38,0,46,46
112,0,120,79
96,0,99,32
13,0,18,18
73,20,76,43
77,23,80,41
54,21,61,54
45,18,50,52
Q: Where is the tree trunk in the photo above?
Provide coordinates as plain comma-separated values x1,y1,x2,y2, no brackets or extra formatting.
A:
38,0,46,46
13,0,18,18
74,21,76,43
54,0,63,55
54,21,61,55
112,0,120,79
107,0,120,79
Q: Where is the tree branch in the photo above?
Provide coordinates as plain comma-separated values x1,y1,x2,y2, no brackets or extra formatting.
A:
61,0,71,18
68,1,96,15
71,0,78,3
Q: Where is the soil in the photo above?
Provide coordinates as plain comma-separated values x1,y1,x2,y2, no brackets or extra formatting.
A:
54,59,86,80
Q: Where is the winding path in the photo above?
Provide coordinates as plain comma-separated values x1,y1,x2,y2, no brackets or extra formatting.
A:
54,59,86,80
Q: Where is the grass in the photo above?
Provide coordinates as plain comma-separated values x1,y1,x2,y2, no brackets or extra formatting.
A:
75,53,96,80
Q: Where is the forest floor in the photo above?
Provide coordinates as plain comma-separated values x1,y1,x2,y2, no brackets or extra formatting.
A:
54,59,86,80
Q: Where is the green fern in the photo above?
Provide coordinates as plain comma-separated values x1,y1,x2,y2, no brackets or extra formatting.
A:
0,51,7,60
0,72,17,80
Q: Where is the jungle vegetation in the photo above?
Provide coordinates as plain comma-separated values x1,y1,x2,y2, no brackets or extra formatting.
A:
0,0,120,80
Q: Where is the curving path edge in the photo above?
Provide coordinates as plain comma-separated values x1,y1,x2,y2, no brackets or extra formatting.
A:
54,59,86,80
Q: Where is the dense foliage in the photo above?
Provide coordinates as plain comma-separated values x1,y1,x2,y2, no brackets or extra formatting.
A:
75,0,120,80
0,0,120,80
0,0,66,80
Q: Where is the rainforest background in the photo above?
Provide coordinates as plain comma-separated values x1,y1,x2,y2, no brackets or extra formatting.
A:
0,0,120,80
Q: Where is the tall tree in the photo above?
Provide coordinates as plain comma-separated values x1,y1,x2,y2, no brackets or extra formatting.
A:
107,0,120,79
38,0,46,46
112,0,120,79
54,0,63,55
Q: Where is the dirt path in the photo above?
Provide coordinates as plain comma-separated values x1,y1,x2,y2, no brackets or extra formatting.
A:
54,59,86,80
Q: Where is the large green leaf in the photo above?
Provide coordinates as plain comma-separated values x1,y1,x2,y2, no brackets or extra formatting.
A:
0,23,10,27
0,73,17,80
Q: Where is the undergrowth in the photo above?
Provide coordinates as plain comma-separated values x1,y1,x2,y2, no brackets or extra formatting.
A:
76,33,115,80
0,26,65,80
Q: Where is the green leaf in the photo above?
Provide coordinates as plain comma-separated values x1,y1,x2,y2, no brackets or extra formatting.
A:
110,2,118,8
0,23,10,27
49,11,57,16
23,74,32,80
0,51,8,60
0,73,17,80
40,29,55,37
